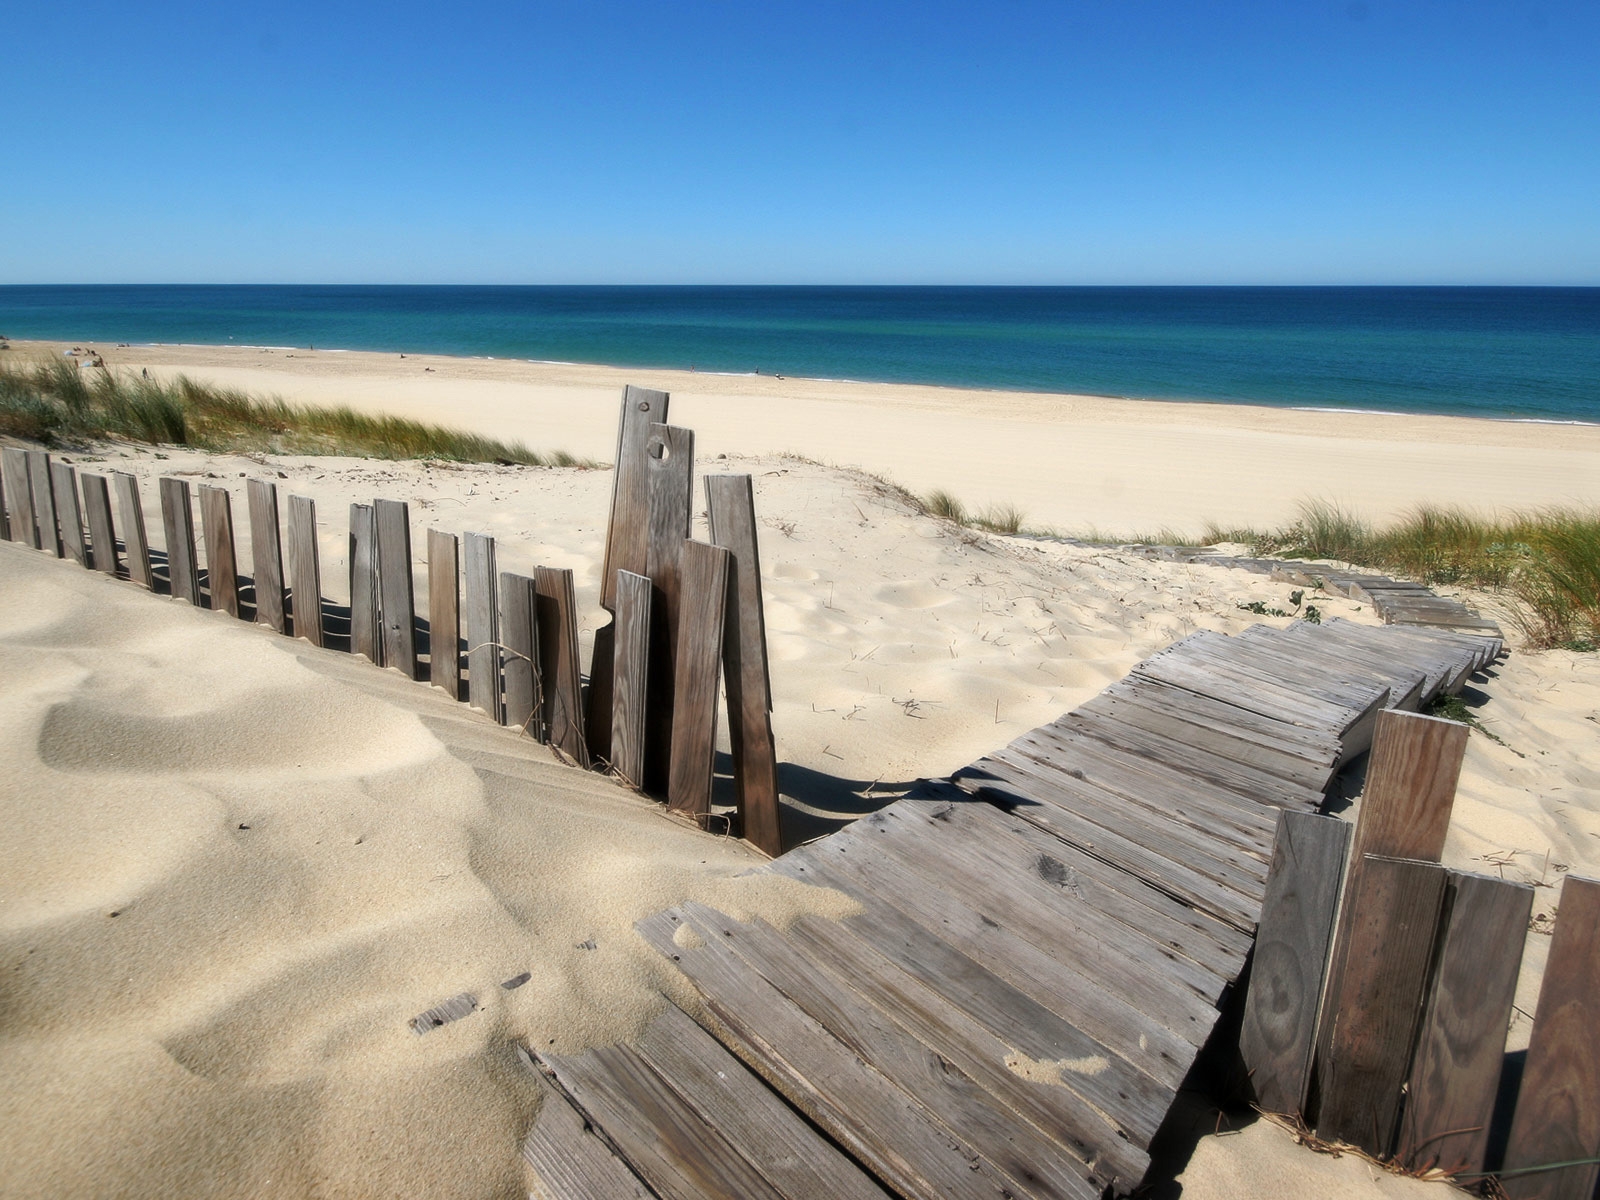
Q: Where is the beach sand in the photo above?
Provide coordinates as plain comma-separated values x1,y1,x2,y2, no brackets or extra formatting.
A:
2,342,1597,1198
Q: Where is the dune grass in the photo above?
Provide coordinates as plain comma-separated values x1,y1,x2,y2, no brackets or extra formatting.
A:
0,356,596,467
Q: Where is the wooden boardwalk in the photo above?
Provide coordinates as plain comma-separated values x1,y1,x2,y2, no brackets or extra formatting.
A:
524,616,1501,1199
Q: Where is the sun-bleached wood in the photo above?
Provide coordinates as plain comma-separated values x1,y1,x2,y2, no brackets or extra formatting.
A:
374,498,417,679
499,571,539,735
427,529,460,699
286,494,323,645
49,461,87,566
536,566,588,765
81,473,117,575
609,570,651,788
463,533,500,719
1,448,36,547
198,484,240,618
27,450,61,557
667,540,730,821
642,423,693,794
246,479,287,633
159,477,201,604
349,503,381,663
112,472,152,588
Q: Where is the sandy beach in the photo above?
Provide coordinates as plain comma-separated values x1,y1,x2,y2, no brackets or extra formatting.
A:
2,342,1598,1198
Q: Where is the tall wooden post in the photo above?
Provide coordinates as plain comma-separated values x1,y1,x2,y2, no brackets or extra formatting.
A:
159,477,201,604
287,494,323,645
112,472,152,589
81,473,118,575
198,484,240,617
375,498,417,678
247,479,287,633
427,529,461,699
642,423,693,794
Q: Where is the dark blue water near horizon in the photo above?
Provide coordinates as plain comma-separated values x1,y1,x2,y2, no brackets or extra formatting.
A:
1,285,1596,423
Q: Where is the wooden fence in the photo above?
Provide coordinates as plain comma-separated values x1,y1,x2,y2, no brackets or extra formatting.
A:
0,389,784,856
1240,708,1599,1198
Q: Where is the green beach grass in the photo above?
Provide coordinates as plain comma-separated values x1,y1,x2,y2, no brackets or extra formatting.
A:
0,356,596,468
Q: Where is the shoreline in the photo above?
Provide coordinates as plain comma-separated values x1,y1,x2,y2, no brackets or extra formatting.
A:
8,337,1600,534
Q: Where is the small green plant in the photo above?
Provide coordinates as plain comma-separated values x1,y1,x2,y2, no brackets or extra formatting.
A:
1303,604,1323,624
1237,600,1290,617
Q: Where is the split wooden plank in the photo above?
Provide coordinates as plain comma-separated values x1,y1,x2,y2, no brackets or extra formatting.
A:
1239,812,1352,1116
348,503,381,663
286,494,323,646
520,1066,654,1200
81,473,117,575
1,448,36,547
159,477,201,604
642,423,693,794
499,572,540,736
197,484,240,618
535,566,588,765
1316,855,1447,1155
427,529,460,699
113,472,152,588
246,480,287,633
49,461,87,566
374,498,417,678
27,450,61,557
667,540,729,821
463,533,500,719
1500,875,1600,1200
609,570,652,787
1397,871,1532,1176
409,992,478,1036
707,474,782,856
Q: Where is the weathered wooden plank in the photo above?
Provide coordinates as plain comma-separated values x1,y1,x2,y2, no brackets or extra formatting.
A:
707,474,782,857
634,1004,891,1200
408,991,478,1036
0,456,7,541
1,448,36,547
246,479,287,633
1239,812,1351,1116
426,529,460,699
1316,855,1447,1155
374,498,417,678
1500,875,1600,1200
348,503,381,663
463,533,500,719
112,471,152,588
666,540,729,821
27,450,61,557
499,571,540,735
159,477,201,604
197,484,240,618
521,1068,654,1200
81,473,117,575
610,570,651,788
1397,871,1533,1175
533,566,587,763
286,494,323,646
642,424,693,794
49,461,87,566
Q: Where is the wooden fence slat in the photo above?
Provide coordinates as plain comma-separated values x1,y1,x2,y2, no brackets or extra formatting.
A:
706,473,782,856
536,565,588,765
159,477,201,604
1500,875,1600,1200
499,571,539,735
1,448,36,547
1316,855,1447,1154
1239,811,1352,1115
642,423,694,794
374,498,417,679
0,453,9,541
49,461,87,566
349,503,381,663
1398,871,1533,1176
286,494,323,646
427,529,460,699
610,570,652,788
27,450,61,557
81,473,117,575
112,472,152,588
463,533,500,719
667,540,730,821
198,484,240,618
246,479,287,633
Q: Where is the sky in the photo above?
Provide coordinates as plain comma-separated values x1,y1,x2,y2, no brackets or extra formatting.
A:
2,0,1597,284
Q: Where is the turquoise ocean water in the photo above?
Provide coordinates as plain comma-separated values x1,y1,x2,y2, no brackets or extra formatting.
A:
1,285,1595,423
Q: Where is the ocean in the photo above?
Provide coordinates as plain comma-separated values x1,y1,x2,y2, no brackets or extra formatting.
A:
1,285,1596,423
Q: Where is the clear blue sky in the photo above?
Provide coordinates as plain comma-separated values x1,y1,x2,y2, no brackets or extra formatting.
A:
3,0,1596,284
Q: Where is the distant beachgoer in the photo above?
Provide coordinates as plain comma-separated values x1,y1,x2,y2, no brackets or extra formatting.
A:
142,368,149,379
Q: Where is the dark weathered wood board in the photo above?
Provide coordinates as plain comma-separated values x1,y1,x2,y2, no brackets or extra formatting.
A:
198,484,240,618
642,423,693,794
81,473,117,575
375,498,417,678
1501,875,1600,1200
1398,871,1532,1175
499,572,540,735
113,472,152,588
286,494,323,645
159,477,201,604
463,532,500,719
349,503,381,663
28,450,62,557
667,540,729,821
427,529,460,699
609,569,651,788
1,448,36,547
246,479,287,633
1316,855,1447,1155
535,565,588,765
49,461,87,567
707,474,782,856
1239,812,1351,1115
0,456,7,541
